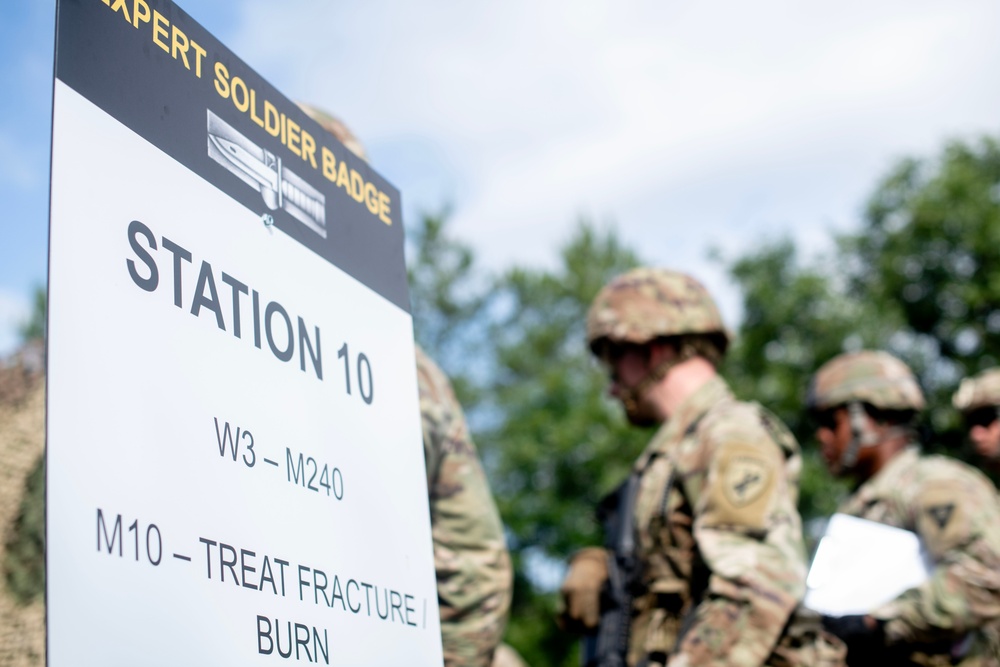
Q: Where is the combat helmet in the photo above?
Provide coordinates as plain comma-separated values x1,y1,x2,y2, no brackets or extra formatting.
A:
586,268,729,358
807,350,925,413
808,350,924,470
297,102,367,161
953,368,1000,414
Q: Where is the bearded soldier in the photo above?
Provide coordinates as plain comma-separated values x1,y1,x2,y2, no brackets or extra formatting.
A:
561,268,843,667
808,351,1000,666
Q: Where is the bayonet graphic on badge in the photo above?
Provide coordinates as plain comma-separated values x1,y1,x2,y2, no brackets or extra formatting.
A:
207,110,327,238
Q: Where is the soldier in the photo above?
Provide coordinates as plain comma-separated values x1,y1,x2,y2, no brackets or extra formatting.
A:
807,350,1000,665
417,345,514,667
299,103,514,666
561,268,843,667
953,367,1000,469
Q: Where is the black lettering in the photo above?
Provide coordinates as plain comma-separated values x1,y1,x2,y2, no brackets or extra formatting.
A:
298,564,311,601
257,615,273,655
191,261,225,330
298,317,322,379
276,620,292,658
275,558,289,596
295,623,312,662
221,272,248,339
313,568,330,606
160,237,192,308
220,542,238,585
214,418,238,460
199,537,216,579
126,220,158,291
260,555,277,595
332,576,347,611
240,549,257,590
361,582,373,616
375,585,389,620
314,627,329,665
265,301,294,362
405,594,416,626
390,590,403,624
97,509,122,556
287,448,305,485
252,289,262,349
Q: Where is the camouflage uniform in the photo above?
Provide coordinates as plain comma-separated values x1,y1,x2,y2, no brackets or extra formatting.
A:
810,351,1000,666
416,346,513,667
584,269,844,667
836,448,1000,665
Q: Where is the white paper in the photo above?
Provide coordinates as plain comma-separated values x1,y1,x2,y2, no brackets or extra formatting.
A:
803,513,933,617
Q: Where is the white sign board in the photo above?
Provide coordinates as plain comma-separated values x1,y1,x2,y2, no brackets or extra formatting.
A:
47,2,441,664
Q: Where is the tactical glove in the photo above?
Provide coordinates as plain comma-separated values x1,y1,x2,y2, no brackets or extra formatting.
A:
559,547,609,632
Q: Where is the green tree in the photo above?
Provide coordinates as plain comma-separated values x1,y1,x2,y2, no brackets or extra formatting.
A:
17,286,46,344
406,209,490,407
721,239,896,519
844,135,1000,449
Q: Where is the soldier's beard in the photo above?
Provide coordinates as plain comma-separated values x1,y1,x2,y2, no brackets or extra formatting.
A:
619,389,662,427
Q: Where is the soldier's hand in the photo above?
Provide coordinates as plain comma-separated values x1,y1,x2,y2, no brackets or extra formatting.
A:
821,614,885,658
558,547,608,633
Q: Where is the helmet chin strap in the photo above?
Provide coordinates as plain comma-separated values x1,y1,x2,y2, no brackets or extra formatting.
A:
618,342,696,417
841,401,910,470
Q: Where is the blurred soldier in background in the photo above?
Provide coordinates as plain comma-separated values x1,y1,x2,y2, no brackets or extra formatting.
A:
807,351,1000,666
417,345,515,667
300,104,515,667
953,368,1000,470
561,268,843,667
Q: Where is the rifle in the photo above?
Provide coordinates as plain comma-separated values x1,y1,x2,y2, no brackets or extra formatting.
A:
583,473,640,667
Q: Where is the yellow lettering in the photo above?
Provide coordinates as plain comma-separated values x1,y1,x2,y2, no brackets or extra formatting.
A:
152,10,169,53
171,25,191,70
102,0,111,6
336,161,350,191
111,0,131,23
363,183,378,215
286,118,301,158
249,89,264,128
263,101,281,137
300,130,317,169
231,77,249,113
321,147,336,182
378,192,392,225
349,170,365,203
213,61,230,98
191,41,207,78
280,114,287,146
131,0,150,28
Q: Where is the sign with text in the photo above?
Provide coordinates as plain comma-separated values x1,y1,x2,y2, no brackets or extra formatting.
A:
46,1,440,664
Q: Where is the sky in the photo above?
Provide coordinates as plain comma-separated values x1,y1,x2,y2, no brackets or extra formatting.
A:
1,0,999,357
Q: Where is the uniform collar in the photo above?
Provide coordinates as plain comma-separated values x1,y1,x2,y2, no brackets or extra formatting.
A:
635,374,733,470
852,444,920,496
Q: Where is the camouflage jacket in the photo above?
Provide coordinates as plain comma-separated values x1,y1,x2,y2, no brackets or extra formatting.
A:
627,376,809,667
416,346,513,667
838,446,1000,663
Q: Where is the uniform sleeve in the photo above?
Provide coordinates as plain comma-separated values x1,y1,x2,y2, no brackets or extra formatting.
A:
416,349,513,667
668,418,806,667
872,471,1000,646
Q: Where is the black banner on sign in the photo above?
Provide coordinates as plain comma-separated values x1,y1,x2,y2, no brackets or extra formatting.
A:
54,0,409,312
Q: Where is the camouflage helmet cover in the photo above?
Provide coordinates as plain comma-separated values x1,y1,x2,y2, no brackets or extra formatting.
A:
953,368,1000,412
808,350,925,412
585,268,729,354
296,102,368,161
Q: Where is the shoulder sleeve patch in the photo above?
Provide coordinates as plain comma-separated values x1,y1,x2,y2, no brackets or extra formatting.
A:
916,483,971,557
700,443,780,531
